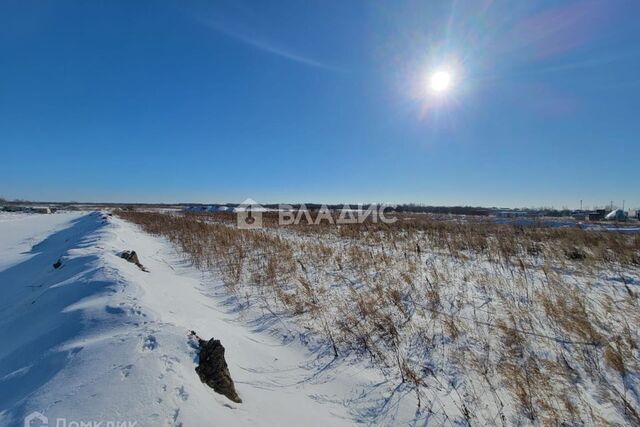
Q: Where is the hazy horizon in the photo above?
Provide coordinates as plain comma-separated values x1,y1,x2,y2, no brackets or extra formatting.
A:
1,195,633,212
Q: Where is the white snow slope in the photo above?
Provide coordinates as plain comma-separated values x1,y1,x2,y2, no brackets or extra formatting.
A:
0,212,390,427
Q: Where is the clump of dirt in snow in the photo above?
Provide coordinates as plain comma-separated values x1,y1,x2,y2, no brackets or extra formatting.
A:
565,247,587,261
120,250,148,272
192,332,242,403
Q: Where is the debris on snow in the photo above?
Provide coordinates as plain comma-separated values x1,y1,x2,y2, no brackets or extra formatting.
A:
193,333,242,403
120,250,148,272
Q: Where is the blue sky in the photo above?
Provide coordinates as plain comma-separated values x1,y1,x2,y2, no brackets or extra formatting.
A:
1,0,639,208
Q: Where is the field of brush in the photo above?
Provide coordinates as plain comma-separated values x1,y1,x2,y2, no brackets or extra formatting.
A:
118,210,640,426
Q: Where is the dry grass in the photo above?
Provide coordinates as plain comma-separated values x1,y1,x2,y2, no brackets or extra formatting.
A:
117,210,640,425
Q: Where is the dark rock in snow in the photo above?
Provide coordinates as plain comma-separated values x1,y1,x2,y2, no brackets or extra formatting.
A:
194,335,242,403
53,259,62,269
565,247,586,261
120,250,148,272
121,250,140,264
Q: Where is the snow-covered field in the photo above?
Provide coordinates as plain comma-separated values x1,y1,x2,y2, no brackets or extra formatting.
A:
2,210,639,426
0,212,392,427
116,211,640,426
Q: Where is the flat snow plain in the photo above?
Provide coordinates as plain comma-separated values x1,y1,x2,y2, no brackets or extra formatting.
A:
0,212,396,427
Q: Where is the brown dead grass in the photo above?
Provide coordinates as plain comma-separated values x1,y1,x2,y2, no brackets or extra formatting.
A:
116,210,640,425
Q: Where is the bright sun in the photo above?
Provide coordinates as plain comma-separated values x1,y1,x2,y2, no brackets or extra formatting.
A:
429,70,452,93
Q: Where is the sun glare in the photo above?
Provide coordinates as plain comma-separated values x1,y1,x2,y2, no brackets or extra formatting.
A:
429,70,452,93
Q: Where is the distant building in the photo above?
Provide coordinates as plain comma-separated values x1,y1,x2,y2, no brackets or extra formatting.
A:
1,205,51,214
30,206,52,214
588,210,607,221
183,205,230,213
495,210,529,218
625,210,639,220
572,211,588,221
605,209,627,221
2,205,27,213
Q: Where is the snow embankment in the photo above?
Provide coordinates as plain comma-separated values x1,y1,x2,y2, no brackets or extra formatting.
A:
0,212,375,427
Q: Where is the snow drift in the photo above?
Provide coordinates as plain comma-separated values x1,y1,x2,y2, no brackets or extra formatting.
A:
0,212,382,427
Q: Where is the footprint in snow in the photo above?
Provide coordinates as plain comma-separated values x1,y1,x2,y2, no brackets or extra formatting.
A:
120,364,133,379
169,408,181,426
160,354,180,373
142,335,158,351
105,305,126,315
175,386,189,401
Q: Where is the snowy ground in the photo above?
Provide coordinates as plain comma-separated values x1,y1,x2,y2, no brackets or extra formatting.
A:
117,211,640,425
0,212,397,427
